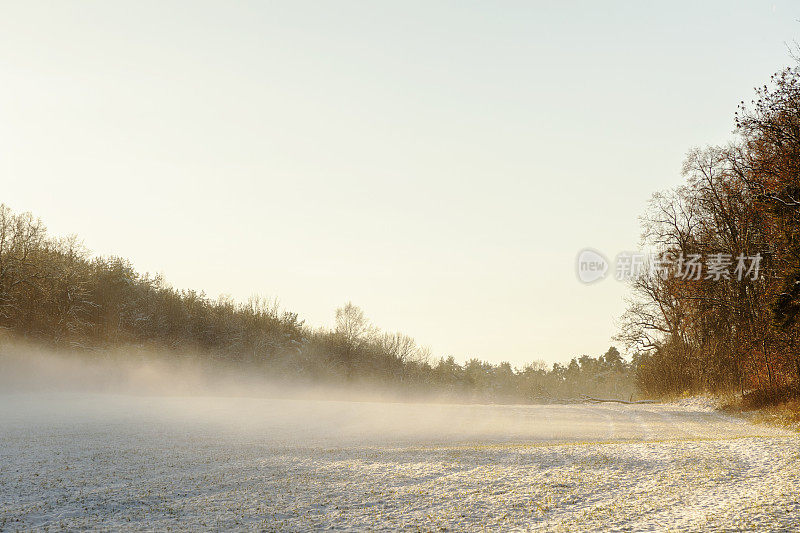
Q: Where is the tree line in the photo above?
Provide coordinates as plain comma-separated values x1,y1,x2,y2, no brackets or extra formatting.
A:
0,205,631,402
619,59,800,402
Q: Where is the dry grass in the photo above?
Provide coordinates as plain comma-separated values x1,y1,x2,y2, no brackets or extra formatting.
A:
746,399,800,431
720,386,800,432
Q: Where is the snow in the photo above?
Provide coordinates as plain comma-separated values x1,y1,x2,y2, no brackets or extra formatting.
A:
668,395,724,412
1,393,798,531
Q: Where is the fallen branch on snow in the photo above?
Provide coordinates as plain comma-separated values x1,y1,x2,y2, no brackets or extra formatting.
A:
580,395,657,405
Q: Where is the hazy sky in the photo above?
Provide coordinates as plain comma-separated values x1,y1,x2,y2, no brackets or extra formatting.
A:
1,1,798,366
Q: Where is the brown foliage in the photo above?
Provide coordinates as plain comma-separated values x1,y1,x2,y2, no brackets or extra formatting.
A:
620,62,800,399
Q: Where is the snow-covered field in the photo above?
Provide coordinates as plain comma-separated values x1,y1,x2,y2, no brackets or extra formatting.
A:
1,393,798,531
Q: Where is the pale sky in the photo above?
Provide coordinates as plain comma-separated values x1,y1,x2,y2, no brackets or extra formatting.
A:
1,1,798,366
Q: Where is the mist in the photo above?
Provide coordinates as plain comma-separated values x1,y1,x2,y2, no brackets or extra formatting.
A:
0,339,766,447
0,338,515,406
0,339,586,446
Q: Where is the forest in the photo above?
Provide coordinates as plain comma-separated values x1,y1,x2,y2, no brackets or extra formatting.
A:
619,60,800,404
0,203,631,402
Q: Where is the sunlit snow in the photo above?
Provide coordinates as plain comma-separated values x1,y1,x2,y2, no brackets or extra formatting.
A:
1,393,797,531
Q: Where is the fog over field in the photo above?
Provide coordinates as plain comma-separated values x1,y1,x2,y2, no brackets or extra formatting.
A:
4,1,800,531
2,347,799,531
